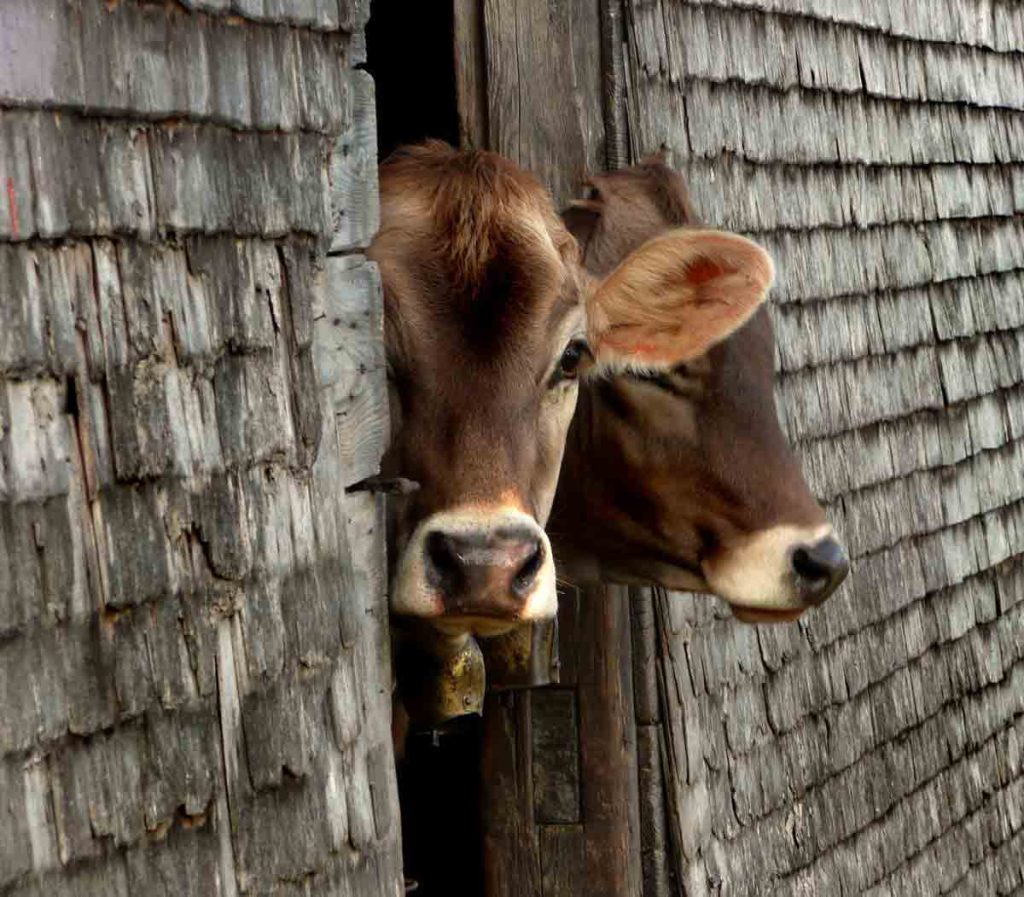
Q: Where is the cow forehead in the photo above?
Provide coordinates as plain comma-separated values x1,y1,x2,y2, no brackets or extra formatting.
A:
377,227,577,365
376,143,575,274
374,191,581,376
376,184,568,287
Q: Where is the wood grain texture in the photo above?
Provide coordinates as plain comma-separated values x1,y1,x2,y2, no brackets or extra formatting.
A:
574,585,644,897
480,586,645,896
531,690,581,824
482,0,606,205
655,0,1024,53
482,692,544,897
454,0,490,150
0,1,350,131
0,3,399,895
626,1,1024,894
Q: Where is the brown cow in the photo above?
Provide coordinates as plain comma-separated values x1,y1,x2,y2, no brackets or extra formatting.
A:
549,159,849,622
367,143,776,637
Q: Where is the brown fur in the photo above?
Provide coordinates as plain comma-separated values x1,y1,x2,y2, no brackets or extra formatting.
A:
378,141,578,297
550,160,828,587
563,157,697,275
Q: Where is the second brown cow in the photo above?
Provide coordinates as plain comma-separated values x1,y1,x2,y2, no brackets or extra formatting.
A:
550,159,849,621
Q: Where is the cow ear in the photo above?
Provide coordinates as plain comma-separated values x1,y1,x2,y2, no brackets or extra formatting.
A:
586,228,774,370
561,179,606,250
562,199,601,248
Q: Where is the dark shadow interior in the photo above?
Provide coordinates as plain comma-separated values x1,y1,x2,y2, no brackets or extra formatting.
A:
366,4,485,895
365,0,461,160
398,716,484,897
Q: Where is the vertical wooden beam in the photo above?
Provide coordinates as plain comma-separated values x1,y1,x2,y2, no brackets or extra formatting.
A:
481,0,604,205
532,690,581,824
481,692,543,897
632,588,673,897
455,4,656,896
575,583,644,897
539,825,587,896
599,0,629,169
481,586,644,897
453,0,489,149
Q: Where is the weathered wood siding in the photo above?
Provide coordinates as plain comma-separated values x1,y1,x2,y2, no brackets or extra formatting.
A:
626,2,1024,894
0,3,400,895
470,1,1024,895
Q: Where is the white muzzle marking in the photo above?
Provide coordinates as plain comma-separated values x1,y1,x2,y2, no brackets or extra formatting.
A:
391,506,557,633
702,523,835,612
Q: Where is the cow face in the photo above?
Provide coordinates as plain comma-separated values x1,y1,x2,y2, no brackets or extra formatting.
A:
550,160,849,621
370,144,770,636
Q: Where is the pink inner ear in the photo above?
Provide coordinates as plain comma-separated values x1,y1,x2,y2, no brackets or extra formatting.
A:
686,257,728,286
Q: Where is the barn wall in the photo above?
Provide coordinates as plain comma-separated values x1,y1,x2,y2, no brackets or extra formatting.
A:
469,1,1024,895
626,1,1024,894
0,3,400,895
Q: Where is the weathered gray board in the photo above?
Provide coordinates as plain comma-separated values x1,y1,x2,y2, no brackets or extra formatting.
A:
0,3,400,895
469,1,1024,895
627,2,1024,894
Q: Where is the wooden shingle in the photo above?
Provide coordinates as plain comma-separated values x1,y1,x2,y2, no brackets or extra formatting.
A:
619,3,1024,892
0,2,399,894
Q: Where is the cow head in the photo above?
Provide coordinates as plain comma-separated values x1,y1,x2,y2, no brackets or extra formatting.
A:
550,159,849,621
369,143,771,636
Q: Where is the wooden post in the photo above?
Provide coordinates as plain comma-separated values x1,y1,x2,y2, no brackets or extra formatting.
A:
480,585,644,896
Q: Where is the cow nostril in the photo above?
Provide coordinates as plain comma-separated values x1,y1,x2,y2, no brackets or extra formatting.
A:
792,537,850,605
511,539,545,597
424,530,464,593
423,527,546,613
792,545,832,581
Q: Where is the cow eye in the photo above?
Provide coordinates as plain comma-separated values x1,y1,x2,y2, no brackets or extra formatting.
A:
551,339,590,386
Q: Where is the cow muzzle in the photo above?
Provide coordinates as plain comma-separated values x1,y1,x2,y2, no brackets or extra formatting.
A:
391,507,557,636
702,524,850,622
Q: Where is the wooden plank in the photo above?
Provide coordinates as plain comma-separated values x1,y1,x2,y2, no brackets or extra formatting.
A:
482,0,605,205
531,690,581,824
659,0,1024,54
636,726,672,897
330,69,380,253
481,692,543,897
630,587,660,726
538,825,587,897
574,583,643,897
453,0,489,150
598,0,629,168
319,255,389,488
463,7,647,896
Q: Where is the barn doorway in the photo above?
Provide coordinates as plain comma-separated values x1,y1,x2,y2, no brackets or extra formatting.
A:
365,5,485,896
365,0,461,159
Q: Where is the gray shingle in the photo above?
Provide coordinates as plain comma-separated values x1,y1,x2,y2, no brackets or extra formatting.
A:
627,5,1024,893
0,3,398,895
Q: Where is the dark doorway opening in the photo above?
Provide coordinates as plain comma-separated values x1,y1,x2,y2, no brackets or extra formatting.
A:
365,4,485,896
398,716,484,897
365,0,462,160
